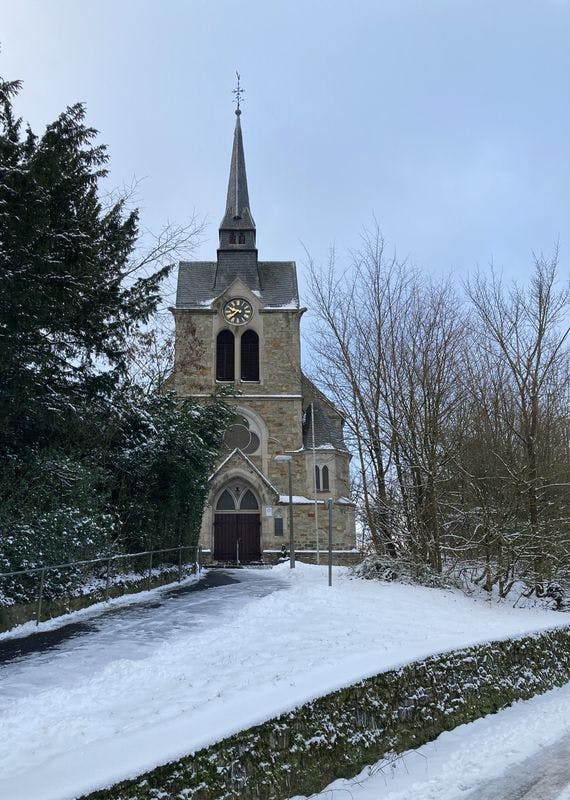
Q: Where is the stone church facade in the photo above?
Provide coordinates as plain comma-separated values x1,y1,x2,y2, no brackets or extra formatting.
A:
169,107,357,563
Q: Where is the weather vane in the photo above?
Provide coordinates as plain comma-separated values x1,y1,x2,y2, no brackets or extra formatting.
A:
233,71,244,114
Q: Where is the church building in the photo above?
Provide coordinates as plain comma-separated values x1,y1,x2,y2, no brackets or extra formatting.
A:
169,100,357,564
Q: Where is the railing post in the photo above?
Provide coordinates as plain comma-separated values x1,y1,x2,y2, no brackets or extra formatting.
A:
328,498,333,587
105,557,111,602
36,567,45,626
147,550,153,592
178,545,183,582
198,544,202,573
236,538,240,566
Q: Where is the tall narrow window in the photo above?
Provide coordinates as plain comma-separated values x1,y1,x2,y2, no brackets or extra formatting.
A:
240,329,259,381
315,465,321,492
238,232,246,244
229,232,236,244
216,330,235,381
322,465,330,492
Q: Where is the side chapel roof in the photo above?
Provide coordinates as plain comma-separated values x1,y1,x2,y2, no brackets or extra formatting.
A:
301,375,348,452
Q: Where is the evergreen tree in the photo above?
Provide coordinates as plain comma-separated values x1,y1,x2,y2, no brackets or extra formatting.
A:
0,75,168,450
0,75,229,603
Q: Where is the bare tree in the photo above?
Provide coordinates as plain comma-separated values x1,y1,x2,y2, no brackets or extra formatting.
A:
306,225,464,570
382,279,465,572
466,252,570,584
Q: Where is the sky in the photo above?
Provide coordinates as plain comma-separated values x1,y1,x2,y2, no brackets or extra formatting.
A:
1,0,569,307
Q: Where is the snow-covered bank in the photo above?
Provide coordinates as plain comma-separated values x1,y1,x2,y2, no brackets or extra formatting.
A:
291,681,570,800
0,562,567,800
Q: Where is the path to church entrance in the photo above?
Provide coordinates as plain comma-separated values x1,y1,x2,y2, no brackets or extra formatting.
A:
0,569,285,676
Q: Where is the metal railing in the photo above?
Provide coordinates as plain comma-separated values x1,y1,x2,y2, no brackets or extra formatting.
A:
0,544,203,626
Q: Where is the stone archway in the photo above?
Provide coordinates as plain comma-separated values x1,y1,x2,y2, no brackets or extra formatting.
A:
213,483,261,562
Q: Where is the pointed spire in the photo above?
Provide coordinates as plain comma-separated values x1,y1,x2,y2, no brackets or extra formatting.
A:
220,112,255,229
220,74,255,238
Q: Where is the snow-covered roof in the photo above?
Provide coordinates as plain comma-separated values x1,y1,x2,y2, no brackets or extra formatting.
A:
176,261,299,311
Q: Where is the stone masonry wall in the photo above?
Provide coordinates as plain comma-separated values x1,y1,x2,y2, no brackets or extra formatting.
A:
174,297,357,555
81,626,570,800
172,307,304,398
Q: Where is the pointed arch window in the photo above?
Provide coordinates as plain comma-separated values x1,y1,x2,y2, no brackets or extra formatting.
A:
216,490,236,510
315,465,321,492
240,329,259,381
240,490,259,510
216,330,235,381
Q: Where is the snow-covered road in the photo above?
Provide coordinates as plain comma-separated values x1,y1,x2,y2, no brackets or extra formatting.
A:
0,569,272,678
293,682,570,800
0,562,567,800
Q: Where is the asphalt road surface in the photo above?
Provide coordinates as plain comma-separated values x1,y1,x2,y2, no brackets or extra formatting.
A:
462,734,570,800
0,568,280,681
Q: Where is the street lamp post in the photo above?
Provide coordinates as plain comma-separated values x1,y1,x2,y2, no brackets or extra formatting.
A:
275,454,295,568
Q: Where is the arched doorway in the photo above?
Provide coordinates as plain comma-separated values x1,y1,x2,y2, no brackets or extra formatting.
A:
213,483,261,562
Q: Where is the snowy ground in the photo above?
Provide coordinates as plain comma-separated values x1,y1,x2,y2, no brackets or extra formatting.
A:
291,682,570,800
0,562,568,800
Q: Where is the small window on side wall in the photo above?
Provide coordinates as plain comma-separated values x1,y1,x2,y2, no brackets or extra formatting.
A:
315,465,321,492
274,517,284,536
229,232,236,244
322,465,330,492
238,232,246,244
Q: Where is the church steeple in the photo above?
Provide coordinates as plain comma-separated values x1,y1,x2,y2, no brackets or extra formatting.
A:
219,75,256,251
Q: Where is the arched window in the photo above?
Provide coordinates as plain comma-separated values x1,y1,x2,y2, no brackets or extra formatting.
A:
238,232,246,244
216,490,236,510
240,490,259,510
229,232,236,244
315,465,321,492
216,330,235,381
322,465,330,492
240,329,259,381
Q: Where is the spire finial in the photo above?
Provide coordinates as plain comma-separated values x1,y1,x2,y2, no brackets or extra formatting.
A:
233,71,244,115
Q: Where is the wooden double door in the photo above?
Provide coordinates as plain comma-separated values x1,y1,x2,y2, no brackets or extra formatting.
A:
214,513,261,562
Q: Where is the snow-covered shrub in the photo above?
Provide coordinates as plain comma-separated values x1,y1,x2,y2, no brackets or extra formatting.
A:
0,452,115,604
352,554,456,589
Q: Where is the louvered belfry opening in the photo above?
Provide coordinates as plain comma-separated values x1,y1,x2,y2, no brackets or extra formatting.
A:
240,329,259,381
216,330,235,381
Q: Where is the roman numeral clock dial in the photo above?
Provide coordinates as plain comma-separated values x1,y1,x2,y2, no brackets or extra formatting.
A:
223,298,253,325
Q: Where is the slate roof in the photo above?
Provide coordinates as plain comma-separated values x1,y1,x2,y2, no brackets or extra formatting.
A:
220,109,255,230
302,392,348,452
220,111,255,231
176,108,300,311
176,260,300,310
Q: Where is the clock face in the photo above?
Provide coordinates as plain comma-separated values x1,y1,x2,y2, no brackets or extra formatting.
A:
223,298,253,325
